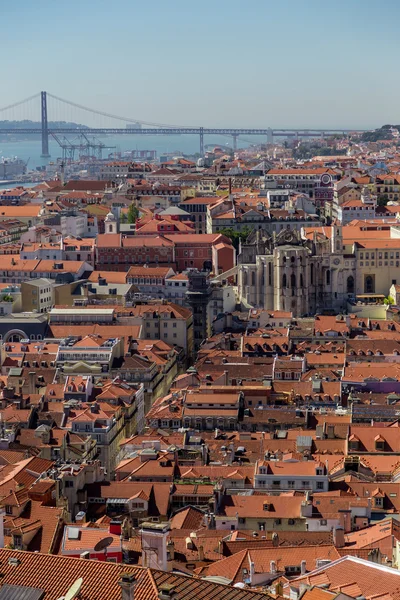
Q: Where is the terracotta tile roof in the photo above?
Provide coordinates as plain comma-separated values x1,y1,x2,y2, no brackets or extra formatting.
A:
268,168,335,175
62,525,121,552
311,494,370,519
201,545,341,583
257,460,325,476
220,494,304,519
0,548,268,600
0,457,54,498
116,453,175,480
0,450,26,465
288,555,400,600
171,484,214,497
63,180,111,191
88,270,129,283
126,266,174,278
344,518,400,560
179,465,254,484
167,530,222,562
93,481,171,518
181,196,221,205
348,425,400,453
300,587,339,600
4,500,63,554
49,324,142,346
223,530,333,555
343,362,400,383
170,506,205,530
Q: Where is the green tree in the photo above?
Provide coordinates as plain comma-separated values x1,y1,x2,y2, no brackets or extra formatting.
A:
127,203,139,223
219,226,252,252
384,296,395,305
120,211,127,224
377,195,389,207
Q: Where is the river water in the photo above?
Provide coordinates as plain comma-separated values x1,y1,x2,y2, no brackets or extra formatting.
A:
0,134,257,170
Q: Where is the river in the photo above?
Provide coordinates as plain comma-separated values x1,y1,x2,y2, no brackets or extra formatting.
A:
0,134,256,170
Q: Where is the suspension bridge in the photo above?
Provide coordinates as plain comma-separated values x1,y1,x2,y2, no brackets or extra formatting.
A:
0,91,368,157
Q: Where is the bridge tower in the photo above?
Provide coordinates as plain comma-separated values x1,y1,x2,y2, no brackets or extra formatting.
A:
232,134,238,152
199,127,204,156
41,91,50,158
267,128,273,144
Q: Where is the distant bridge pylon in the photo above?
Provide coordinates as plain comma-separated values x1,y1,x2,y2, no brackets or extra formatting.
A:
0,91,368,157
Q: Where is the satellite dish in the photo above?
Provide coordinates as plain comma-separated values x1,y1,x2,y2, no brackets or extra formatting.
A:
64,578,83,600
94,536,114,553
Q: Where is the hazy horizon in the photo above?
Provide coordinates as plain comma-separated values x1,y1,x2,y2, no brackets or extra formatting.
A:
2,0,399,130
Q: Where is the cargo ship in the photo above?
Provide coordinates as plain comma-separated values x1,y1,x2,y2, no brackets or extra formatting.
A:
0,157,27,180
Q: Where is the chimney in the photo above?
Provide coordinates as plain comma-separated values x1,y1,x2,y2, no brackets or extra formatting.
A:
110,519,122,535
368,548,380,563
141,522,171,571
327,424,335,439
118,574,137,600
272,532,279,547
270,560,276,574
198,544,204,561
300,560,307,575
185,536,194,550
250,560,255,577
158,584,176,600
80,551,90,559
167,539,175,562
333,526,345,548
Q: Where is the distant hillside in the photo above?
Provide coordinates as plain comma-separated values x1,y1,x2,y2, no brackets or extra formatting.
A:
361,125,400,142
0,120,88,130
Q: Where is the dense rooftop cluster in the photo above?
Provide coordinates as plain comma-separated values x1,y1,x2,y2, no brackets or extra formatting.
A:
1,136,400,598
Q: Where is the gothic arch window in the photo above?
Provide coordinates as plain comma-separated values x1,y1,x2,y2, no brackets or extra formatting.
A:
310,264,314,284
347,276,354,294
300,273,304,288
243,271,248,287
251,271,256,286
326,270,331,285
291,256,295,263
268,262,272,285
282,274,287,288
365,275,375,294
291,272,296,296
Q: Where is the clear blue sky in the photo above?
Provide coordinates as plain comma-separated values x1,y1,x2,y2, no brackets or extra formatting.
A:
2,0,399,128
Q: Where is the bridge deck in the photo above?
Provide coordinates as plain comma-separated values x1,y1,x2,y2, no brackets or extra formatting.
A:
0,128,365,135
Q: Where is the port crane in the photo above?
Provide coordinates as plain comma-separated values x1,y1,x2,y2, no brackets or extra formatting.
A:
50,132,116,161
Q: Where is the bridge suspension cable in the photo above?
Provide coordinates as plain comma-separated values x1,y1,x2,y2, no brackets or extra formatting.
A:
47,92,196,129
0,92,41,114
